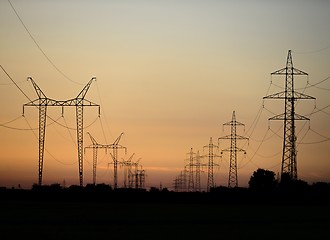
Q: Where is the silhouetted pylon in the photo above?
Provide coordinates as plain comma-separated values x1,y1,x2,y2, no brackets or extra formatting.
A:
186,148,195,192
219,111,248,188
263,50,315,180
24,77,100,186
108,133,126,189
203,137,220,192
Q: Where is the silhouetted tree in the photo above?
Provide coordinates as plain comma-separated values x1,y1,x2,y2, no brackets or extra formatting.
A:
279,172,310,193
149,187,160,192
249,168,277,191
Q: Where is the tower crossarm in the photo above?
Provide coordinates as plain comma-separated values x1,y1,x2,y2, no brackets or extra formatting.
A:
86,132,99,145
264,91,315,100
269,113,310,121
28,77,47,99
113,132,124,145
221,147,246,153
61,98,100,107
223,121,245,126
271,67,308,76
219,135,248,141
76,77,95,99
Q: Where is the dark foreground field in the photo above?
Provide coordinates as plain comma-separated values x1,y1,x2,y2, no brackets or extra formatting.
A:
0,189,329,239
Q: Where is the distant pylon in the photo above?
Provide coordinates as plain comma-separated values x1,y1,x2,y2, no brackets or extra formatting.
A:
263,50,315,180
120,153,135,188
108,133,126,189
219,111,248,188
195,150,202,192
23,77,100,186
203,137,220,192
85,132,124,185
187,148,195,192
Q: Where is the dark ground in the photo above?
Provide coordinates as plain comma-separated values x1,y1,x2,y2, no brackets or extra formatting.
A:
0,188,329,240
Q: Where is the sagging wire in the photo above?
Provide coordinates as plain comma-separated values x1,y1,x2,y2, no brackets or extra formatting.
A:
23,115,77,165
7,0,82,85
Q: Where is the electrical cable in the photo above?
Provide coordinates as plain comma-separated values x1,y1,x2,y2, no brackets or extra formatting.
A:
0,79,26,85
62,116,77,147
1,115,61,130
296,76,330,90
0,115,23,126
247,143,281,159
238,128,270,169
23,115,77,165
1,65,32,101
7,0,82,85
312,105,330,116
292,45,330,54
96,81,114,142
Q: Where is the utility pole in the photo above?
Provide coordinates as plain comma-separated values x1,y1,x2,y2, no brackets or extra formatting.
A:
263,50,315,180
203,137,220,192
219,111,248,188
24,77,100,186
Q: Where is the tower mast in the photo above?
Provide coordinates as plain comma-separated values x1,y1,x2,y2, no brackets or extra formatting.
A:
219,111,248,188
263,50,315,180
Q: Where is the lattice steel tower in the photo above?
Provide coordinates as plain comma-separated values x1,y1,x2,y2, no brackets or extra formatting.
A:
195,150,202,192
187,148,195,192
219,111,248,188
24,77,99,186
203,137,219,192
263,50,315,180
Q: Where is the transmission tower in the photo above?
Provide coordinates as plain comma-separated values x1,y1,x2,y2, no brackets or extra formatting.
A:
23,77,100,186
173,177,179,192
120,153,135,188
263,50,315,180
108,132,126,189
195,150,202,192
128,158,141,188
173,169,187,192
85,132,122,185
182,167,188,192
203,137,220,192
186,148,195,192
136,168,146,189
219,111,248,188
185,148,206,192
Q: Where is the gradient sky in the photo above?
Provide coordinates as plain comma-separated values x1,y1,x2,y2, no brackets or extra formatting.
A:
1,0,329,189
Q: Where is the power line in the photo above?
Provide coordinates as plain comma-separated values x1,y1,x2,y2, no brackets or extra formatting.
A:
238,128,270,169
311,105,330,116
96,81,114,143
0,79,26,85
0,65,32,101
7,0,82,85
296,76,330,91
0,115,61,131
23,114,76,166
292,45,330,54
0,115,22,126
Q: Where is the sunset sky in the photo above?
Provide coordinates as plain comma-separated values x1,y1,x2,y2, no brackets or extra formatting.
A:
1,0,329,190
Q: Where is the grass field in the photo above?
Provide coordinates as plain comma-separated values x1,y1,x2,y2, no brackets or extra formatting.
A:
0,199,329,240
